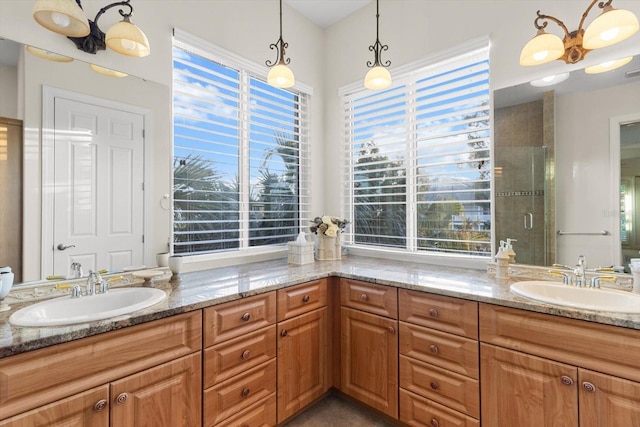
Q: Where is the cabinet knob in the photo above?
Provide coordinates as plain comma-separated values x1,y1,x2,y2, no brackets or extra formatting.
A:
430,418,440,427
387,326,396,334
430,381,439,390
241,312,251,322
94,399,107,412
302,295,310,303
582,381,596,393
429,308,438,318
241,350,251,360
281,329,288,337
241,387,251,397
115,393,128,405
429,344,439,354
561,375,574,386
360,293,369,301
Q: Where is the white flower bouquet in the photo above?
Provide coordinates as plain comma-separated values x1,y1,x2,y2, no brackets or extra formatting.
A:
310,215,349,237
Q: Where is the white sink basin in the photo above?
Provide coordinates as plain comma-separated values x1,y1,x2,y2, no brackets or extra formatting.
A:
510,281,640,313
9,288,166,327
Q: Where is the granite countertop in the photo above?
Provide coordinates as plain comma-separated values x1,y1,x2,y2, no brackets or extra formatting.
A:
2,256,640,358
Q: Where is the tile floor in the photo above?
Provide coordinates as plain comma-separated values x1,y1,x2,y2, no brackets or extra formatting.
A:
282,394,398,427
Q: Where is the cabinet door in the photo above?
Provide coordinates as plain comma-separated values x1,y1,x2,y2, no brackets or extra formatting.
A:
480,344,578,427
0,385,109,427
277,307,329,423
341,306,398,418
579,369,640,426
110,352,201,427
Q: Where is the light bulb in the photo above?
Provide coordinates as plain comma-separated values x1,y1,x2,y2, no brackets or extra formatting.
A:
51,12,70,28
599,27,619,41
120,39,137,52
533,51,549,61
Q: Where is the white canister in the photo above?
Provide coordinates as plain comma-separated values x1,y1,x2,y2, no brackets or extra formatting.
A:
156,252,170,267
169,256,183,275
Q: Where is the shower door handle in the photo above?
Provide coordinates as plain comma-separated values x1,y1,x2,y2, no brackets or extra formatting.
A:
523,213,533,230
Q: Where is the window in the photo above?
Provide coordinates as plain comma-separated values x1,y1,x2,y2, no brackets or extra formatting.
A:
172,36,310,256
342,45,491,257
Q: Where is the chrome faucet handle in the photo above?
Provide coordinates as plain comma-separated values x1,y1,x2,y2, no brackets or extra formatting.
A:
589,275,616,289
71,284,83,298
99,279,109,294
548,269,572,285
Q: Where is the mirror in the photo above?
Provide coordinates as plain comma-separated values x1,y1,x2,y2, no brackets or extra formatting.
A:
0,38,172,286
494,55,640,268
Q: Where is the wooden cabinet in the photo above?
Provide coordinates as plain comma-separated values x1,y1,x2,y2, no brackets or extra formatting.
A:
0,313,202,427
398,290,479,426
480,303,640,426
276,280,329,423
340,279,398,418
202,292,277,427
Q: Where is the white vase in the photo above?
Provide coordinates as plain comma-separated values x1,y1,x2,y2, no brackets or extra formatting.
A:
315,234,341,260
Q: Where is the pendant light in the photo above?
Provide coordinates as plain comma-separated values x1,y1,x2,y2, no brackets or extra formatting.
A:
266,0,295,88
364,0,391,90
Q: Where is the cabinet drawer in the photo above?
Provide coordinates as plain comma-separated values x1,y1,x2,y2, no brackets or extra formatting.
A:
341,279,398,318
400,355,479,418
400,322,479,379
277,279,327,321
204,325,276,388
204,292,276,347
400,388,479,427
0,311,202,419
214,394,276,427
399,290,478,339
479,303,640,383
204,359,277,426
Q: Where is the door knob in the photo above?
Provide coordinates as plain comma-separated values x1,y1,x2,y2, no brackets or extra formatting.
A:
57,243,76,251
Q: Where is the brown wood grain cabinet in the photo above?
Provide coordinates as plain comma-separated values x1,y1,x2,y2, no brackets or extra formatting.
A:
276,280,329,424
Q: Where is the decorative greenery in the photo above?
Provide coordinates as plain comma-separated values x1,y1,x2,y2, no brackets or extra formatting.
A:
310,216,349,237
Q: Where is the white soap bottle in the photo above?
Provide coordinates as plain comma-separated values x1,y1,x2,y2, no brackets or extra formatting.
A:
495,241,510,279
505,238,517,264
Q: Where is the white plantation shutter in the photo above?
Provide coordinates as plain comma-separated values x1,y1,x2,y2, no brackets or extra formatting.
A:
173,34,311,255
342,44,491,257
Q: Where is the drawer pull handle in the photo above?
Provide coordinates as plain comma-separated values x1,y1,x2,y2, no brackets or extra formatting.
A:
241,387,251,397
430,381,439,390
360,293,369,301
115,393,128,405
430,418,440,427
429,308,438,318
429,344,439,354
281,329,288,337
94,399,107,412
241,312,251,322
302,295,310,303
561,376,574,386
583,382,596,393
242,350,251,360
387,326,395,334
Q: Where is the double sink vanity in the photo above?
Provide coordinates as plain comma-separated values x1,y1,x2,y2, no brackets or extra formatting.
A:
1,256,640,426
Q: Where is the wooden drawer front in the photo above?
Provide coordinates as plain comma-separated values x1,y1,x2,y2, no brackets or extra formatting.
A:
341,279,398,318
0,385,109,427
0,311,202,419
400,388,479,427
204,325,276,388
277,279,327,321
399,290,478,339
579,368,640,426
215,394,276,427
400,355,479,418
479,303,640,383
204,359,276,426
204,292,276,347
399,322,479,379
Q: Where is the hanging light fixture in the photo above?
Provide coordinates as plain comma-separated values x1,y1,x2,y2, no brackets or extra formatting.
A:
364,0,391,90
32,0,150,57
266,0,294,88
26,45,74,62
89,63,128,77
519,0,638,67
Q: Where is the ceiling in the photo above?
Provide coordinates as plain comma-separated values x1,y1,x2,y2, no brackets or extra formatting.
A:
284,0,372,28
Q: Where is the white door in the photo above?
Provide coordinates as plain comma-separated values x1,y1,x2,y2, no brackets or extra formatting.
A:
52,97,144,276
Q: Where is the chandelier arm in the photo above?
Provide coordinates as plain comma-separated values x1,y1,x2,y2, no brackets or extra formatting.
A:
577,0,604,32
93,0,133,28
366,0,391,69
535,11,571,37
266,0,290,67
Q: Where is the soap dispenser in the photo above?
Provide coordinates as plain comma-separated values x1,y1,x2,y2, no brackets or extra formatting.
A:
495,241,510,279
505,238,517,263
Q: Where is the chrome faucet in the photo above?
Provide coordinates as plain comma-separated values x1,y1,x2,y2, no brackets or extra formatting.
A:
574,255,587,287
86,270,99,296
70,262,83,279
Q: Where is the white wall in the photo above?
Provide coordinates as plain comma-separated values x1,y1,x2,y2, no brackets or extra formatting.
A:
0,63,17,118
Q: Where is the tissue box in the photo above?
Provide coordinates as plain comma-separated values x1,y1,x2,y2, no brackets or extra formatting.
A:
288,241,315,265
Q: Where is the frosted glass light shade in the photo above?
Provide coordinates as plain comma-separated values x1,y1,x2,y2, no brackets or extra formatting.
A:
583,7,639,50
364,66,392,90
520,29,565,66
584,56,633,74
33,0,90,37
105,18,150,57
267,64,295,88
89,64,128,78
530,72,570,87
26,45,73,62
